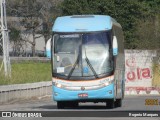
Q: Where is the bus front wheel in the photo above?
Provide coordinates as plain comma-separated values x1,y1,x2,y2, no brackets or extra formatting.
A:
115,99,122,107
106,99,115,109
57,101,65,109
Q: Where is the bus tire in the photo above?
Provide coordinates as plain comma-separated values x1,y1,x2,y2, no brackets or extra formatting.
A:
106,99,115,109
57,101,65,109
115,99,122,107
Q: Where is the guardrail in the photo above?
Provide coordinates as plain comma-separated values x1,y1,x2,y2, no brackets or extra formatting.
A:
0,81,52,104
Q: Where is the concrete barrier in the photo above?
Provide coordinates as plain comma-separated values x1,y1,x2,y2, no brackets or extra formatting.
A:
1,81,160,104
0,81,52,104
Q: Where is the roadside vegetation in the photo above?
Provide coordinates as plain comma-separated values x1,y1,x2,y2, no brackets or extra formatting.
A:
0,61,51,85
152,64,160,87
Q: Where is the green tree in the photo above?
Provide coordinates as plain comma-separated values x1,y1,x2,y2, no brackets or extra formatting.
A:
136,0,160,50
60,0,150,49
7,0,43,56
9,27,23,56
38,0,62,54
6,0,62,56
139,0,160,15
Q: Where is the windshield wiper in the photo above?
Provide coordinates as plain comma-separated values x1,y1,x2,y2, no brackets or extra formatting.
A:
83,45,98,78
82,36,99,79
85,56,99,79
67,50,80,80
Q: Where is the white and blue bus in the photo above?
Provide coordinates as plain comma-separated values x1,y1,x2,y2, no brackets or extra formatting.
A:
51,15,125,109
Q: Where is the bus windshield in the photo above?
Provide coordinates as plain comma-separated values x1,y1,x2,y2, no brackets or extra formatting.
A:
53,31,113,80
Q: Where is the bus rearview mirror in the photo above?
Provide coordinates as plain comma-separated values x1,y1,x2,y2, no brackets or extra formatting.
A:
113,36,118,56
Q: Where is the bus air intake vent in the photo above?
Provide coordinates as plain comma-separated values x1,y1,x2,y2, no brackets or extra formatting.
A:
71,15,95,18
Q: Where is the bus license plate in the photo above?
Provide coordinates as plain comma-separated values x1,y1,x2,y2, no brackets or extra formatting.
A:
78,93,88,98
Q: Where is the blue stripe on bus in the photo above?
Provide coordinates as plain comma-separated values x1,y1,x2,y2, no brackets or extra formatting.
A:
52,83,115,101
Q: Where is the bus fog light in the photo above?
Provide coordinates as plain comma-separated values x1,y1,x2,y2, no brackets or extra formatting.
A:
54,92,58,96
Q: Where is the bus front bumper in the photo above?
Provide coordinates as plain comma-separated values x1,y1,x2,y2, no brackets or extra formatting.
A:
52,83,115,101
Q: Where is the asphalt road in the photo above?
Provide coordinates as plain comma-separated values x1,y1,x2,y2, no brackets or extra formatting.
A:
0,95,160,120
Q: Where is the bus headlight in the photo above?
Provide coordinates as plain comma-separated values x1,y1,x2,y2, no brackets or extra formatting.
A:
56,83,62,88
104,82,109,86
103,79,114,86
54,83,62,88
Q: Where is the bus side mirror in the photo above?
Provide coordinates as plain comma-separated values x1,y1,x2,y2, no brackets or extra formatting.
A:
113,36,118,56
46,38,51,58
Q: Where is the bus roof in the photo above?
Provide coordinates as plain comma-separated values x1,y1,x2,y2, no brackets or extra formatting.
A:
52,15,121,32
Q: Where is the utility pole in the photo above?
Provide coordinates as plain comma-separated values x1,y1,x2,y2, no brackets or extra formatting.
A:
0,0,11,77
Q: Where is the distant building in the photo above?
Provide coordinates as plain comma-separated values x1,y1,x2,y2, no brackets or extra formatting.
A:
7,17,46,57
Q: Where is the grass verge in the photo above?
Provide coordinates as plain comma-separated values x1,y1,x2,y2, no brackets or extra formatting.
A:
0,61,51,85
152,64,160,87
